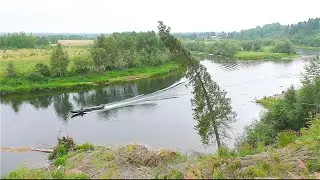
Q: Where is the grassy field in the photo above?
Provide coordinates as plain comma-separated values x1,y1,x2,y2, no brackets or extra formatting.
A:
0,62,182,95
0,47,90,79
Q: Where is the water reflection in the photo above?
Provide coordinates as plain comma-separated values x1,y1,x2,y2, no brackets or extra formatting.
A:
0,72,185,122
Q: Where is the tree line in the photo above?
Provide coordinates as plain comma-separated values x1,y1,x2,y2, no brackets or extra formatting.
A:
4,31,173,80
0,32,50,49
0,33,96,49
222,18,320,47
183,39,296,57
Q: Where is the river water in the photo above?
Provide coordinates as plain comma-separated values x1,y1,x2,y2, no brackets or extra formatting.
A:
0,52,316,176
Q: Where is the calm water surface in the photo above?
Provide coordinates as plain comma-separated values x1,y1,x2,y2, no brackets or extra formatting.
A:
0,53,314,176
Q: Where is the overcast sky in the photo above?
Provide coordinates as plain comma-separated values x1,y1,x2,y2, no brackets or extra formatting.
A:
1,0,319,33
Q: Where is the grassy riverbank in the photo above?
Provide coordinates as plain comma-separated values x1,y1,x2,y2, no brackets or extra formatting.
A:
256,97,281,109
0,63,182,96
294,45,320,51
234,51,299,61
4,115,320,179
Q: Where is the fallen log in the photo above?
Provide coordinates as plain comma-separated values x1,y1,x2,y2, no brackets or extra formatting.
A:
31,148,54,153
0,147,53,153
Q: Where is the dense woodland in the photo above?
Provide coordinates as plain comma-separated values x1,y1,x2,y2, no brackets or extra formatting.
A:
221,18,320,47
0,32,50,49
91,31,171,71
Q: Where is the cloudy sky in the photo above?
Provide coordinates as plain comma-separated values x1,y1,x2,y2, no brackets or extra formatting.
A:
1,0,319,33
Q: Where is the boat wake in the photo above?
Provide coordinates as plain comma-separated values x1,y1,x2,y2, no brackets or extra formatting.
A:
70,80,188,118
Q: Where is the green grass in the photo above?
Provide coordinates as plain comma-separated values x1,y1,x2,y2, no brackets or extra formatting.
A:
294,45,320,51
0,47,90,79
0,62,182,95
234,51,299,61
256,96,281,109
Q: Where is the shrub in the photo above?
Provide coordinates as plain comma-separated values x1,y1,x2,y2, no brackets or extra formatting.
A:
75,143,95,152
277,130,297,147
272,41,296,54
53,155,67,166
307,157,320,173
71,55,93,75
6,62,16,78
35,63,50,76
49,144,68,160
27,72,46,82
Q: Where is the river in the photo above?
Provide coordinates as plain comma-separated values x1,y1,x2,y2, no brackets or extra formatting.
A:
0,52,316,176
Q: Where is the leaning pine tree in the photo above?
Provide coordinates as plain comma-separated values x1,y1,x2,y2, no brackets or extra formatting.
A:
158,21,236,147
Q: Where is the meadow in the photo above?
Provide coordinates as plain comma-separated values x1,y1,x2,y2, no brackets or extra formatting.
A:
0,46,89,79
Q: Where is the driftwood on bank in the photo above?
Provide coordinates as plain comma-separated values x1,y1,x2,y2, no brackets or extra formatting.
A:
0,147,53,153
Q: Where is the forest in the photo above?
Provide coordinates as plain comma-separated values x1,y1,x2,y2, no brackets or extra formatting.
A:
220,18,320,47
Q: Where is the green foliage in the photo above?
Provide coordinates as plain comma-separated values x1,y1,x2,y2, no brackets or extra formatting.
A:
0,32,50,49
5,62,16,78
307,156,320,173
50,43,70,77
4,167,51,179
53,155,67,166
277,130,297,148
234,51,296,60
75,143,95,152
206,40,239,57
222,18,320,47
91,32,170,71
240,40,262,51
272,41,296,54
158,21,236,148
155,169,184,179
65,173,89,179
49,137,75,160
26,72,46,82
212,169,225,179
35,63,50,76
0,62,180,95
217,147,232,158
49,144,68,160
300,115,320,141
71,55,93,75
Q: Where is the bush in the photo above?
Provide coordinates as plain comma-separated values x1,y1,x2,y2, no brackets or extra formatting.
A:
6,62,16,78
71,55,93,75
206,40,239,57
27,72,46,82
75,143,95,152
272,41,296,54
49,144,68,160
53,155,67,166
277,130,297,148
35,63,50,76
